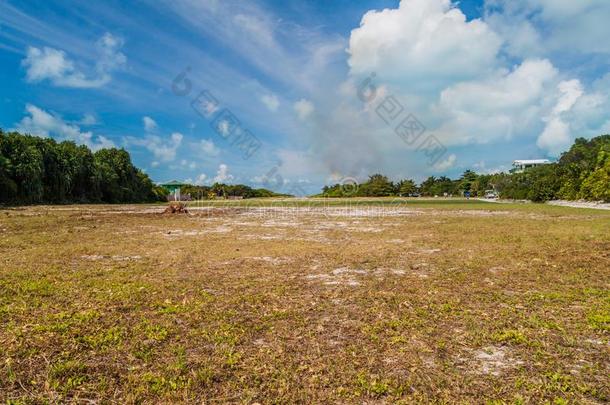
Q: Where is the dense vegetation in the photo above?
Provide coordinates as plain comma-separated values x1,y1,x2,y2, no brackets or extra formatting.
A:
319,135,610,202
177,183,288,200
0,130,162,205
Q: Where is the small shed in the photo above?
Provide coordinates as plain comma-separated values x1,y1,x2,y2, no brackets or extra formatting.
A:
160,180,187,201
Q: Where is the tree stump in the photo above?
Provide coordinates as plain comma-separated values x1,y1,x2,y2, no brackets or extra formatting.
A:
163,201,189,214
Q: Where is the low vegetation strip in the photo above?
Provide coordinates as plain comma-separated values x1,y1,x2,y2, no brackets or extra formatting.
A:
0,201,608,403
317,135,610,202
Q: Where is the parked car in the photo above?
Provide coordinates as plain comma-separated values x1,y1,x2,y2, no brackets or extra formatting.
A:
484,190,498,199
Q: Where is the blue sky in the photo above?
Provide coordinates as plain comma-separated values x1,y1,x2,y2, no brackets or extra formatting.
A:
1,0,609,195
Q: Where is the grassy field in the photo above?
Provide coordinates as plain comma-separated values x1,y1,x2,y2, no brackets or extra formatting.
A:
0,199,608,403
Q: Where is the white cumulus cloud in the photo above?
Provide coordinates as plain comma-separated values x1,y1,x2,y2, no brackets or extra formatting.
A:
348,0,502,89
213,163,234,183
15,104,114,151
127,132,183,162
434,58,558,145
22,32,126,88
194,173,208,185
128,116,184,161
537,79,584,156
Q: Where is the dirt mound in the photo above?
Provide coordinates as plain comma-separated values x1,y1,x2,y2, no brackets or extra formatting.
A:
163,202,189,214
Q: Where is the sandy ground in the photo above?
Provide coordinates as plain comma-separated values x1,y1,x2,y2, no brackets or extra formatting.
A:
546,200,610,210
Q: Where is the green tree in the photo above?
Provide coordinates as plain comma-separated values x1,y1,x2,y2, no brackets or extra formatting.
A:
397,179,417,196
458,170,478,195
579,150,610,201
359,174,395,197
557,135,610,199
0,131,17,203
419,176,436,196
3,133,44,203
527,164,561,202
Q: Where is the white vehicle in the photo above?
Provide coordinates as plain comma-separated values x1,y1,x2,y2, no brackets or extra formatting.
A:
484,190,498,199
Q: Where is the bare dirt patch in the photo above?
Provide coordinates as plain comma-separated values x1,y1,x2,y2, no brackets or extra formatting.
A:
468,346,524,376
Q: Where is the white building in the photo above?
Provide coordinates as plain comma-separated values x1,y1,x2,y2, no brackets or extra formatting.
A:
511,159,552,173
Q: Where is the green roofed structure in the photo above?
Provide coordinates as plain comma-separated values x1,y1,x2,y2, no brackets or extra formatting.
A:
160,180,188,201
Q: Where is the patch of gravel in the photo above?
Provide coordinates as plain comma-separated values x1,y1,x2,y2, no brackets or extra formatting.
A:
546,200,610,210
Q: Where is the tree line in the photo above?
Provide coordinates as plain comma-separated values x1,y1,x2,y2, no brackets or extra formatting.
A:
0,130,164,205
2,129,608,205
176,183,288,200
318,135,610,202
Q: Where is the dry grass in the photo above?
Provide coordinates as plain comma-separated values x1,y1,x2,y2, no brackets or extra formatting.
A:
0,200,609,403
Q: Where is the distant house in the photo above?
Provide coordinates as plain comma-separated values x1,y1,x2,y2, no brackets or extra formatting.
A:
511,159,552,173
160,180,188,201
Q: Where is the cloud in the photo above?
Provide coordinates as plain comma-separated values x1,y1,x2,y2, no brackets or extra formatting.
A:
569,74,610,137
96,32,126,72
301,0,602,180
194,173,208,185
348,0,502,89
216,120,230,137
341,0,610,166
164,0,345,96
294,0,511,179
80,113,97,126
178,159,197,170
127,132,183,162
293,99,314,121
183,172,210,187
15,104,114,151
433,154,457,171
261,94,280,112
142,116,158,132
486,0,610,56
537,79,583,156
127,116,184,161
22,32,125,88
22,47,73,83
233,13,274,47
276,148,318,178
213,163,234,183
434,58,558,145
473,161,510,175
200,139,220,156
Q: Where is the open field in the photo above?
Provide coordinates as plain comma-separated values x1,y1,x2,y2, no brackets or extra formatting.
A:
1,200,609,403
